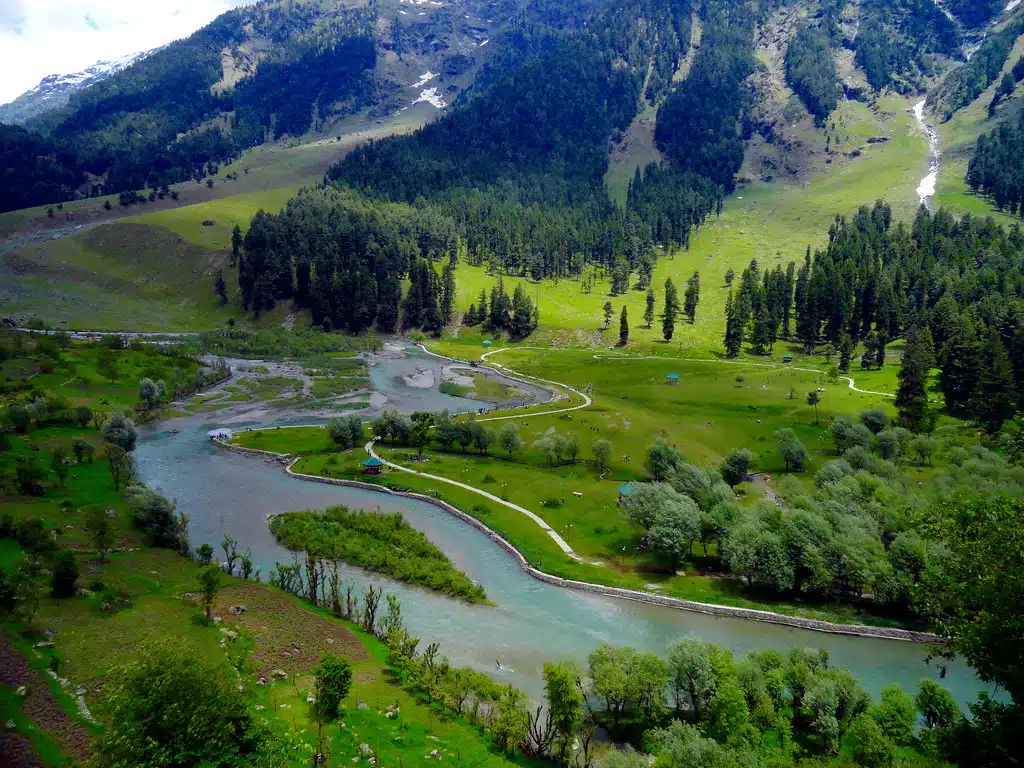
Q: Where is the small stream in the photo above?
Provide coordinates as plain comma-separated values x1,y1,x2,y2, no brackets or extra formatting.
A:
913,99,941,210
133,347,989,705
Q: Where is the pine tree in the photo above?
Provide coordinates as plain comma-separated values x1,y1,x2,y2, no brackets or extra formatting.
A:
230,225,242,267
466,303,478,326
644,288,656,328
838,332,853,373
619,306,629,345
478,288,489,326
684,271,701,324
974,328,1017,432
724,292,744,358
213,270,227,305
662,278,679,342
751,306,773,355
874,329,888,368
440,258,456,326
895,328,931,431
939,315,982,414
510,283,534,338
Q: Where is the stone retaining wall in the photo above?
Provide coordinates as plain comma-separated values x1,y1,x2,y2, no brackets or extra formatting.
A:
212,439,938,644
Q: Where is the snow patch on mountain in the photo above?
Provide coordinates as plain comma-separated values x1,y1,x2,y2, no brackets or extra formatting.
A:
413,87,446,108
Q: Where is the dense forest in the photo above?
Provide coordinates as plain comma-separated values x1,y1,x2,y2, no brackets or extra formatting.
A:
966,110,1024,213
328,0,726,282
238,186,457,333
853,0,960,91
0,123,82,212
931,17,1024,120
784,24,841,124
0,1,378,212
723,201,1024,432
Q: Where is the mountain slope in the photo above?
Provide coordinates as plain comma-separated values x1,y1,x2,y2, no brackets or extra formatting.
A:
0,50,157,125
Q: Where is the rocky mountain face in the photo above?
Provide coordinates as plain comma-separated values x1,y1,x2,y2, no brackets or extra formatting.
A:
0,50,157,125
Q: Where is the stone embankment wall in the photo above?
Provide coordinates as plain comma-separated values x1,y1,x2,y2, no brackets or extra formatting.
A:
212,438,938,643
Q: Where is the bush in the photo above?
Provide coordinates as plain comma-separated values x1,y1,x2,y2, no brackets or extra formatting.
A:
861,407,891,434
73,405,93,428
15,517,54,553
314,654,353,721
126,485,188,552
93,638,279,767
51,550,79,597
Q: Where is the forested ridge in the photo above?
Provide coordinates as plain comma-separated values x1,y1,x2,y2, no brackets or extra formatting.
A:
967,109,1024,213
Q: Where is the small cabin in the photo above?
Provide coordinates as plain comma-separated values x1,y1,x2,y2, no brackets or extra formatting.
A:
361,457,385,475
666,373,680,385
782,354,793,363
483,339,493,347
618,482,635,505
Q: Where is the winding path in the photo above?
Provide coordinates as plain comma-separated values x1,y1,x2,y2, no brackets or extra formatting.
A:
364,439,583,560
591,354,895,398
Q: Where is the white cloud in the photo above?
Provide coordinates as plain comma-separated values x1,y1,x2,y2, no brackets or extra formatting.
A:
0,1,254,105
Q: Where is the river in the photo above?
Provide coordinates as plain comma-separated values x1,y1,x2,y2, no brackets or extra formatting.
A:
133,349,988,705
913,99,941,210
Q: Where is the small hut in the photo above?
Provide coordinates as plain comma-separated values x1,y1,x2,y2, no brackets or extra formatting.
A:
665,373,680,385
361,457,385,475
618,482,635,505
483,339,493,348
782,354,793,363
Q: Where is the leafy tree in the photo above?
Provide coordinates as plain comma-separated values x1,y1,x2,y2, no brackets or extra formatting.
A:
602,300,614,329
196,542,214,566
313,654,352,721
592,438,612,471
138,378,164,411
870,685,916,744
50,445,70,485
775,429,809,471
51,550,79,598
71,436,92,464
126,485,188,552
498,422,522,460
648,498,701,572
645,438,683,481
619,306,629,345
916,679,961,729
107,445,134,491
918,493,1024,704
543,661,583,762
73,405,93,428
847,713,896,768
829,416,872,453
103,412,138,452
719,448,754,487
667,635,717,718
860,407,890,435
85,507,114,563
199,566,222,620
93,638,276,767
806,390,821,423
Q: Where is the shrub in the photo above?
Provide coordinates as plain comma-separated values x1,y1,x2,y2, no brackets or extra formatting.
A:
103,413,138,452
51,550,79,597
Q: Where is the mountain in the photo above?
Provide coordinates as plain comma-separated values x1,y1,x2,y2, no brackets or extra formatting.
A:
0,49,157,125
1,0,1020,219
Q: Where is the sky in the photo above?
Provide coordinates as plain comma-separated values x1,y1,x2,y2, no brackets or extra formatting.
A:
0,1,254,104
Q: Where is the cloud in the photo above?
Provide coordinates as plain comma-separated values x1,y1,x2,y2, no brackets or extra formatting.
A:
0,1,255,105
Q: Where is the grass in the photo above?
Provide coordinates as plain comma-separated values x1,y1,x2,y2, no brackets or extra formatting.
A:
256,348,926,627
452,96,925,354
934,29,1024,220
